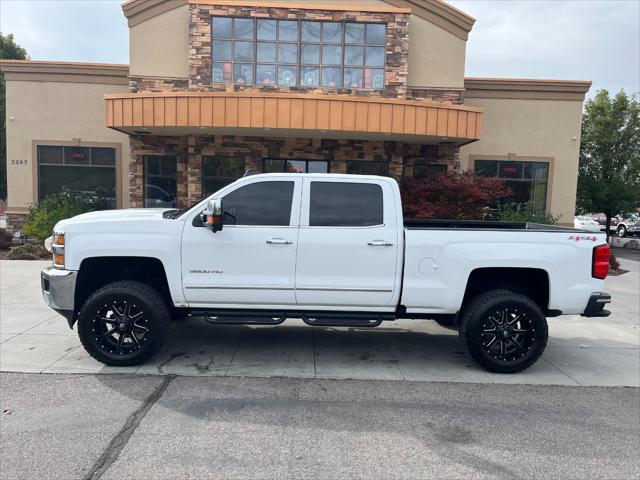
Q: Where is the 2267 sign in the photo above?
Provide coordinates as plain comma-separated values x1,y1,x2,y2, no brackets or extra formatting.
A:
10,159,28,166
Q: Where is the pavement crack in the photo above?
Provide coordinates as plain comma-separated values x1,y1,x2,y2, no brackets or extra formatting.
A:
224,329,246,376
82,375,175,480
311,326,317,379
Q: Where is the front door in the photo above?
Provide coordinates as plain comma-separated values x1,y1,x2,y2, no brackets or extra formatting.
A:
295,178,401,309
181,177,302,308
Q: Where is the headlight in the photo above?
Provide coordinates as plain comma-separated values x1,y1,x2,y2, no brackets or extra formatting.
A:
52,232,65,268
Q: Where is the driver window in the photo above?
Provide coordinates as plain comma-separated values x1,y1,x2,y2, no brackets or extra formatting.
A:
222,181,294,226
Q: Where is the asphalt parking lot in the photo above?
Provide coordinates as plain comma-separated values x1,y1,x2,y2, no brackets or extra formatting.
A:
1,256,639,479
2,373,639,480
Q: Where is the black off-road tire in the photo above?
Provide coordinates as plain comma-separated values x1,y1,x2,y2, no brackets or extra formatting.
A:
617,225,627,238
77,281,170,366
459,289,548,373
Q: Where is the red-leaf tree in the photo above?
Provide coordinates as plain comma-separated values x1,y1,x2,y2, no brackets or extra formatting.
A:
401,171,512,220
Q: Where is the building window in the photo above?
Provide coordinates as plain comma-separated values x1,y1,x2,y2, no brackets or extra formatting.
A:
144,156,177,208
263,158,329,173
345,160,389,176
413,163,447,178
37,145,116,207
475,159,549,213
202,156,245,197
212,17,386,89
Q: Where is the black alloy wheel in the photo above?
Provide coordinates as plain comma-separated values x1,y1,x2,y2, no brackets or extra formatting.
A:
460,289,548,373
77,281,169,366
480,306,537,363
92,300,150,356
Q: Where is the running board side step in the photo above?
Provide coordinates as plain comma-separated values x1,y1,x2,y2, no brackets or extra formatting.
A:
204,311,286,325
301,313,394,328
192,309,396,327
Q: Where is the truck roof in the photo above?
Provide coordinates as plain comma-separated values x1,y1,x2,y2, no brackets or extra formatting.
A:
244,172,395,182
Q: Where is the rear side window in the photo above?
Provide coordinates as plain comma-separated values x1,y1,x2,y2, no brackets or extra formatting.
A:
223,181,294,226
309,182,383,227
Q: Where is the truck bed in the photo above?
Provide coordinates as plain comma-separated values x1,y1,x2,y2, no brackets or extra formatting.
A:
404,219,580,232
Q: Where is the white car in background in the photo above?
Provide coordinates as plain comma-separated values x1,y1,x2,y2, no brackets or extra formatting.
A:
574,216,600,231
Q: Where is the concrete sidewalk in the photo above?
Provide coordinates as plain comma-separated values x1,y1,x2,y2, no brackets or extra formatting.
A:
1,258,638,386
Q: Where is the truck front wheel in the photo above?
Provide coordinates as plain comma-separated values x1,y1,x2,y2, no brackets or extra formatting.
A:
459,289,548,373
77,281,169,366
617,225,627,238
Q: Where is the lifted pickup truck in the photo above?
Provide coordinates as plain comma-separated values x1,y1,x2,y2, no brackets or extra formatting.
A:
41,173,612,373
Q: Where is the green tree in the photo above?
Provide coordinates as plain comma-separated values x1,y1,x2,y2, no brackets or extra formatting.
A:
577,89,640,240
1,33,28,201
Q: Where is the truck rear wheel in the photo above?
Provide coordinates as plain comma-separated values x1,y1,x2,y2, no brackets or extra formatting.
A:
77,281,169,366
459,289,548,373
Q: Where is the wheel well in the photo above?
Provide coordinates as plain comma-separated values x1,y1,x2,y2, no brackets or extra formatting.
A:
462,268,549,311
75,257,172,313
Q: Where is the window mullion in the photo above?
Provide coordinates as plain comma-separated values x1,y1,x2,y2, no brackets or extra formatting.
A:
297,19,301,87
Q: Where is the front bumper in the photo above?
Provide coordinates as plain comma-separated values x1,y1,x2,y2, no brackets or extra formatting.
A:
41,266,77,327
582,292,612,317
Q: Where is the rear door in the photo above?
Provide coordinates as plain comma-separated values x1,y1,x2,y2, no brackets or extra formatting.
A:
295,178,401,309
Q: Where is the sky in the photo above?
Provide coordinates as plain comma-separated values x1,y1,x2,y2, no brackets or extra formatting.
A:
1,0,639,97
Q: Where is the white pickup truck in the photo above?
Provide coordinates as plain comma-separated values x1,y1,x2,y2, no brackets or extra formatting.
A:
41,173,612,373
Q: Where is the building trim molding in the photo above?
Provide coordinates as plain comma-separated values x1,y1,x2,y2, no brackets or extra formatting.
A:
122,0,188,27
0,60,129,85
385,0,475,40
189,0,410,12
464,78,592,101
121,0,472,39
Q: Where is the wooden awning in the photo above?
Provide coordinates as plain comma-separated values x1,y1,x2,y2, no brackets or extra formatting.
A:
105,92,482,144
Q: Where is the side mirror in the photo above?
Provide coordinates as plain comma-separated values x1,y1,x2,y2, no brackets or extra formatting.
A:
203,198,224,232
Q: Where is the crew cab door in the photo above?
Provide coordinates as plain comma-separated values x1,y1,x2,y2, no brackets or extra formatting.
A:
295,178,401,309
181,177,302,307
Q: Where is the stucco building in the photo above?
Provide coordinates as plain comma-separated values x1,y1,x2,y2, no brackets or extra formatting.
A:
1,0,591,230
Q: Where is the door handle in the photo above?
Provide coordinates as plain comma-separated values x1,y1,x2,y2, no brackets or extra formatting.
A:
368,240,394,247
266,238,293,245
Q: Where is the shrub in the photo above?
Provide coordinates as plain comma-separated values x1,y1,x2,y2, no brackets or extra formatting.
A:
494,202,559,225
7,242,49,260
22,193,103,241
401,171,512,220
0,229,12,249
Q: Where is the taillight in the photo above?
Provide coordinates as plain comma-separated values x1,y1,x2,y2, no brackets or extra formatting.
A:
592,244,610,279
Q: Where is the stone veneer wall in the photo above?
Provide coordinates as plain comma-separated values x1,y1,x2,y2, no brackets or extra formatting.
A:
407,87,465,105
129,134,459,208
129,77,189,93
188,4,409,98
5,213,27,234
